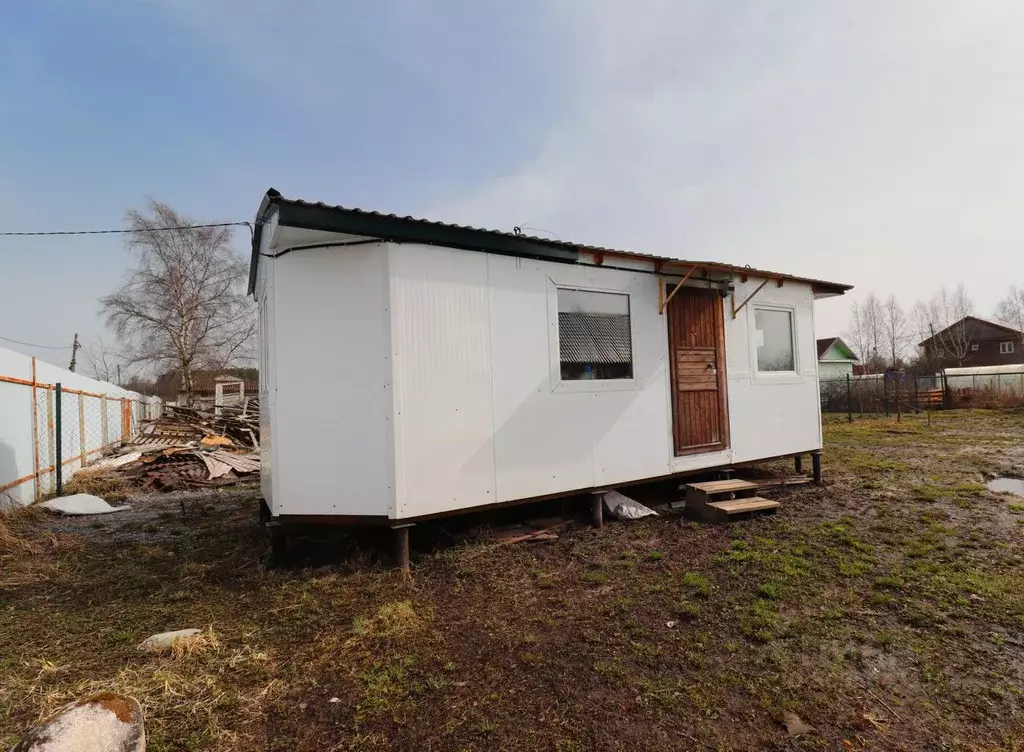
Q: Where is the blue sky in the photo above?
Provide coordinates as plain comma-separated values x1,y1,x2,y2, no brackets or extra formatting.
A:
2,1,1024,374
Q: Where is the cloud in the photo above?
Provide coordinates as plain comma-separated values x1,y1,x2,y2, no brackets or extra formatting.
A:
430,1,1024,335
153,0,1024,337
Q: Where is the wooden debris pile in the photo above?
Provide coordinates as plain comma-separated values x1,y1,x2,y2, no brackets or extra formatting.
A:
79,403,261,492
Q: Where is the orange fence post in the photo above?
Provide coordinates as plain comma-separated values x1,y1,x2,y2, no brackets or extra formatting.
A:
31,358,40,501
45,386,54,496
121,398,130,440
79,394,87,467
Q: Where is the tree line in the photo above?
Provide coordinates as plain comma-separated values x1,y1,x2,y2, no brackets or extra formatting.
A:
846,282,1024,373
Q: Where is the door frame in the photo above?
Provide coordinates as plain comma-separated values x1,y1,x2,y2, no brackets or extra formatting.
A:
666,285,731,456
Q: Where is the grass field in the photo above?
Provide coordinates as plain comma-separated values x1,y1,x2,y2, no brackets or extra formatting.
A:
2,410,1023,750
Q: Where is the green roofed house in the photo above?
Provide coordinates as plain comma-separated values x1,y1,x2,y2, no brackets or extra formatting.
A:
817,337,858,380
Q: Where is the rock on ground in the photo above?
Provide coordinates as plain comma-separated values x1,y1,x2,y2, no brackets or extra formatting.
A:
9,692,144,752
137,628,201,653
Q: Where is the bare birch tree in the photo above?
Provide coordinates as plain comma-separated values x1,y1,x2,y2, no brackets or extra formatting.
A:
81,338,121,383
847,294,885,372
882,295,910,368
101,201,255,405
995,284,1024,346
920,283,975,366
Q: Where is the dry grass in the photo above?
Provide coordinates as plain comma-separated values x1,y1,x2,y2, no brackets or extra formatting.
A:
169,628,221,660
0,505,77,590
61,473,129,501
2,410,1024,750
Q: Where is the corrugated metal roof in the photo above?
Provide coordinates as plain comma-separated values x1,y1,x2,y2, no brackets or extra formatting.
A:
250,189,854,297
558,312,632,364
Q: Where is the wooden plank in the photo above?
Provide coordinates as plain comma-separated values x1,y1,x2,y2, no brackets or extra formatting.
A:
679,378,718,391
752,476,812,489
676,351,716,362
687,479,758,493
677,365,715,376
708,497,780,514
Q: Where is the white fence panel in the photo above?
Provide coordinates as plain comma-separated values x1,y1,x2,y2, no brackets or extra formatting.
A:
0,345,161,507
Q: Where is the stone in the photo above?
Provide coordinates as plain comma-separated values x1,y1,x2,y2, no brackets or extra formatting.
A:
10,692,144,752
783,711,814,737
136,628,201,653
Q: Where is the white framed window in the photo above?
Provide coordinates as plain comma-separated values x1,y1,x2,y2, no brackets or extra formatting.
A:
971,343,980,352
548,280,641,393
557,288,633,380
753,306,797,374
1000,341,1015,354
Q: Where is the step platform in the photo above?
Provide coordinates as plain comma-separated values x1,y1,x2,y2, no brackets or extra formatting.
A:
683,478,780,522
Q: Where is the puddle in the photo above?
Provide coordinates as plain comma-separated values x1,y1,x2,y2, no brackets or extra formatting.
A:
987,477,1024,496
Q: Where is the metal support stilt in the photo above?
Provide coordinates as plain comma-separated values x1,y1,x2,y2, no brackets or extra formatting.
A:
590,494,603,528
811,451,822,485
393,525,413,572
268,522,286,566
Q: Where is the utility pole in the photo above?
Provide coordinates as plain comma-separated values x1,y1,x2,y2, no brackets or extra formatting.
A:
68,333,80,372
117,364,121,386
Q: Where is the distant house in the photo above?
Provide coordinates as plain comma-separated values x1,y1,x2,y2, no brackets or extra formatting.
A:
154,370,258,410
816,337,858,380
918,316,1023,368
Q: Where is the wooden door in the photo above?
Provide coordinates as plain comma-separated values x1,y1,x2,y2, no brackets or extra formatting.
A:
667,286,729,455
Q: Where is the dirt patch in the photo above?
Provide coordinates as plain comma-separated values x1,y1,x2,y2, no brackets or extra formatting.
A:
2,411,1024,750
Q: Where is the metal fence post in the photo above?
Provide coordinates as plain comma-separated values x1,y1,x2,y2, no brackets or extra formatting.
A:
895,374,902,422
55,383,63,497
846,373,852,423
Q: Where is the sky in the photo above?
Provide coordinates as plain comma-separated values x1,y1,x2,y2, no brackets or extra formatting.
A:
2,1,1023,376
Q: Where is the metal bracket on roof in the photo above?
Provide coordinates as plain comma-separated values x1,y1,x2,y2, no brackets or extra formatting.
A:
730,278,772,319
658,265,698,314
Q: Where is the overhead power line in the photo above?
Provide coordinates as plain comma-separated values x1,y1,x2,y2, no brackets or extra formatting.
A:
0,221,253,237
0,334,74,350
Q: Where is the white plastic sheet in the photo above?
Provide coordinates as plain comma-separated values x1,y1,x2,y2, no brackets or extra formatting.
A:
40,494,131,516
600,490,658,520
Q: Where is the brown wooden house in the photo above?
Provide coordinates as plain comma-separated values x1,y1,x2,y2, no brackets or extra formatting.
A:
919,316,1023,368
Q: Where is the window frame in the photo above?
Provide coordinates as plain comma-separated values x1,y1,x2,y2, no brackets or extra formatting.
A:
749,303,801,383
547,279,642,393
1000,341,1015,355
970,343,980,352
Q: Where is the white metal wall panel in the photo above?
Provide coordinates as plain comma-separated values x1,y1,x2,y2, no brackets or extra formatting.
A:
487,257,593,500
723,278,823,464
0,349,35,507
487,256,675,497
386,249,826,516
256,208,279,509
272,243,392,517
390,244,496,518
256,254,277,509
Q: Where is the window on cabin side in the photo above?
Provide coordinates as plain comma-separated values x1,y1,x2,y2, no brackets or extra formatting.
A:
754,308,796,372
971,344,980,352
557,288,633,380
1000,341,1015,354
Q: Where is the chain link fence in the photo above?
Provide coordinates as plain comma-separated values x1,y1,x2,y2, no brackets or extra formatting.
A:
1,348,161,506
821,370,1024,419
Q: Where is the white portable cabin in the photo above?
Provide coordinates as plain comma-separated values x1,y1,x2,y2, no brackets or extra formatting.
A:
250,189,851,527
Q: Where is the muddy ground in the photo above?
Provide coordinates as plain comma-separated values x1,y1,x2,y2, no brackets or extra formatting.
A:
2,410,1023,751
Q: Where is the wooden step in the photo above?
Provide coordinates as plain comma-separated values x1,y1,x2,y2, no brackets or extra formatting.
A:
707,497,780,515
685,479,759,494
751,475,812,490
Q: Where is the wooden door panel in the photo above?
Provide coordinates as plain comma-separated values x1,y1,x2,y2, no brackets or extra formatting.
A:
667,287,729,455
